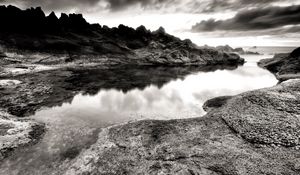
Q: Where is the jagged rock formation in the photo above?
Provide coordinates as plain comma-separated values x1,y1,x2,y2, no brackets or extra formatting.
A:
0,5,244,66
217,45,260,55
258,47,300,81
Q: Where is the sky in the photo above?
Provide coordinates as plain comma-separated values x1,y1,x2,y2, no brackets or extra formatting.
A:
1,0,300,47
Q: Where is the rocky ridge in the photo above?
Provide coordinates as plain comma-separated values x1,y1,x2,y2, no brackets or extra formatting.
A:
0,5,244,68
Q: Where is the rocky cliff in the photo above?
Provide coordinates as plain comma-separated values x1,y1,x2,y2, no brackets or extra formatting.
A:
0,5,244,66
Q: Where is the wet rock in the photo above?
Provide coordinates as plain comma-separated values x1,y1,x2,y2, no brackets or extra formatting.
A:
0,111,44,160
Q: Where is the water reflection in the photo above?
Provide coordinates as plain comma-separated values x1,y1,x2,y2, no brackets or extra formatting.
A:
0,55,277,175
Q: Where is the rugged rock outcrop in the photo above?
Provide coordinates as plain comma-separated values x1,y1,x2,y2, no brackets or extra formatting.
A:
60,79,300,175
258,47,300,81
217,45,260,55
0,5,244,66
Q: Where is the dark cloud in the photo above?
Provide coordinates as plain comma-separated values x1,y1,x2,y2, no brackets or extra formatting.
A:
191,5,300,32
0,0,298,14
202,25,300,38
186,0,289,13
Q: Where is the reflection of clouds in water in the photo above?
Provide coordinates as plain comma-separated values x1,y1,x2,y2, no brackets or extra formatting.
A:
35,62,277,126
38,62,276,124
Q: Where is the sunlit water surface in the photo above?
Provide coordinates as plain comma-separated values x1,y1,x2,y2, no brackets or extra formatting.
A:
0,54,280,174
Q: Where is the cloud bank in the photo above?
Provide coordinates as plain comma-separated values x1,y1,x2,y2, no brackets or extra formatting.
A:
191,5,300,32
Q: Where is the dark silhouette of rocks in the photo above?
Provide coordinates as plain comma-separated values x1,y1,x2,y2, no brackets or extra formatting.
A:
258,47,300,81
0,5,244,66
0,5,88,34
290,47,300,58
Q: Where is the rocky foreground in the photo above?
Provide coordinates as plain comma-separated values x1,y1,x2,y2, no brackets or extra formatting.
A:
0,5,244,72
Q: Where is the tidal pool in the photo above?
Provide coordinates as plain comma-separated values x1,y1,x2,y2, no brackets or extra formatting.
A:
0,54,278,174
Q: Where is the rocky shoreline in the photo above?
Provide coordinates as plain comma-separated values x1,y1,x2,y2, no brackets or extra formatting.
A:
1,46,297,174
0,45,299,173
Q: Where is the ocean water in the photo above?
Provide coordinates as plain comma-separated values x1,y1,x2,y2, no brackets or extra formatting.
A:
0,47,292,174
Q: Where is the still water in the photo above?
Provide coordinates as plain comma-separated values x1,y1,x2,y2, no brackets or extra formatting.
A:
0,53,283,174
